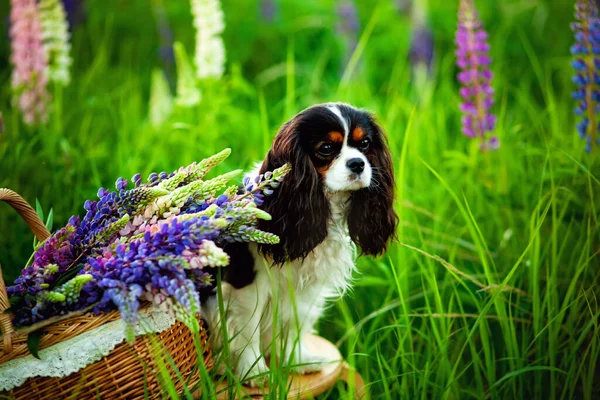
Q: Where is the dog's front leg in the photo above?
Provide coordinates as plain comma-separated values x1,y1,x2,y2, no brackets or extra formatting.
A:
278,284,330,374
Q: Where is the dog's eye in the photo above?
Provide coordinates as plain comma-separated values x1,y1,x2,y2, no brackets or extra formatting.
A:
317,143,335,156
357,139,370,151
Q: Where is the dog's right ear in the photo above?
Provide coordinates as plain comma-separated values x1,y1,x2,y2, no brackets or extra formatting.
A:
257,119,330,264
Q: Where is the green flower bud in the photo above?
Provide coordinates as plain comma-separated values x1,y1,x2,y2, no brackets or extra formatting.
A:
38,291,66,303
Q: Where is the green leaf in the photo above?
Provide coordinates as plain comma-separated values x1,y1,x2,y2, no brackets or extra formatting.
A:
27,330,42,359
9,296,23,306
45,209,54,231
35,199,44,222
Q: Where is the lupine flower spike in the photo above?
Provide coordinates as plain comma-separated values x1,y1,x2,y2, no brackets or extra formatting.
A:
455,0,498,150
190,0,226,79
8,149,291,341
409,0,434,88
336,0,360,66
39,0,72,85
260,0,278,23
571,0,600,153
10,0,51,126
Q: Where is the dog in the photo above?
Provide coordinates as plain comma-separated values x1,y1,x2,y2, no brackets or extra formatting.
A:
202,103,397,386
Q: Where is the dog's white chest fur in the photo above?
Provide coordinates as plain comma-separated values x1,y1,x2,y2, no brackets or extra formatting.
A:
273,192,356,294
248,192,356,355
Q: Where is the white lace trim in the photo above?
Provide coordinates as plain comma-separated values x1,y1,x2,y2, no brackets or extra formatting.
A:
0,307,177,391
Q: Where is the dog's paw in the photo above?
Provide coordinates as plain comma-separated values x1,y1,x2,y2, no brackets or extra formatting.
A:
293,350,330,374
236,357,270,388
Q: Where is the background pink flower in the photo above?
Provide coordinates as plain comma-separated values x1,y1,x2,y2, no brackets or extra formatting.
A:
10,0,51,126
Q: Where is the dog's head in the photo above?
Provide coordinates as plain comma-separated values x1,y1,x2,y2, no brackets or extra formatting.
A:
258,103,397,263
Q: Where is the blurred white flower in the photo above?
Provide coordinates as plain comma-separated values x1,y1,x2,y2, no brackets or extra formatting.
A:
174,42,201,107
39,0,72,85
149,69,173,127
190,0,226,79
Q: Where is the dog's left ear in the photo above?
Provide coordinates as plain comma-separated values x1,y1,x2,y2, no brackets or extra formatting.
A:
348,116,398,255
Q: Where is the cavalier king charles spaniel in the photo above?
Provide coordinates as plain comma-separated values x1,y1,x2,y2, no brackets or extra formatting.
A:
202,103,397,386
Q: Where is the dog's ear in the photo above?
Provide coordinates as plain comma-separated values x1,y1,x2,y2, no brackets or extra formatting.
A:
257,119,330,264
347,117,398,256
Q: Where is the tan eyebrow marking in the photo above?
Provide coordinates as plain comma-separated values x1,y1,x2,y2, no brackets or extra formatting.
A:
327,131,344,143
352,127,366,142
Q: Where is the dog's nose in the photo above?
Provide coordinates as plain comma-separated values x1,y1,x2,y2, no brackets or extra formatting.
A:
346,158,365,174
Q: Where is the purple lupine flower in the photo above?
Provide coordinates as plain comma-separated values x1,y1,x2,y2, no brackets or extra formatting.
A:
409,3,434,75
90,217,221,335
62,0,85,28
336,0,360,64
571,0,600,153
410,26,434,72
455,0,498,150
10,0,51,126
154,2,175,90
260,0,278,23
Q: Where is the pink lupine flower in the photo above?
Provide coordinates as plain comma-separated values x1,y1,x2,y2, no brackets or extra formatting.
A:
10,0,51,126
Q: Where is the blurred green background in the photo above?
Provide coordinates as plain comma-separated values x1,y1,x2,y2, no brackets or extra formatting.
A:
1,0,599,398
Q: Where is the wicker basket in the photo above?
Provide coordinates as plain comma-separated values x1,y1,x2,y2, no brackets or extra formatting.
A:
0,188,213,399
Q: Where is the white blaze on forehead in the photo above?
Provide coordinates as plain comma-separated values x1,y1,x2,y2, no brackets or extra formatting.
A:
323,104,372,192
326,104,349,139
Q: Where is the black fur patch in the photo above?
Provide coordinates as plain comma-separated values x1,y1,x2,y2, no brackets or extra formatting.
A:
199,242,256,301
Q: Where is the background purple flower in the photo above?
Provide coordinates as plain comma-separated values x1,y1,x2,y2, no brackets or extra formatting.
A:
571,0,600,153
260,0,278,23
409,3,434,75
61,0,85,28
455,0,498,150
336,0,360,66
153,2,175,90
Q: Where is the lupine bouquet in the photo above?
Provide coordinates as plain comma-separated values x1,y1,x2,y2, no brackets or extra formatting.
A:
7,149,289,340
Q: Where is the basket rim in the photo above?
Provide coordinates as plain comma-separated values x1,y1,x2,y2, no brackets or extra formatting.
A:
0,307,121,363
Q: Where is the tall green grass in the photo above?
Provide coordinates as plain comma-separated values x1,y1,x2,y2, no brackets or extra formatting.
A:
0,0,598,398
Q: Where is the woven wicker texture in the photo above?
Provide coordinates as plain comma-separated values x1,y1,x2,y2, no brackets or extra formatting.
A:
4,319,211,400
0,188,213,399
